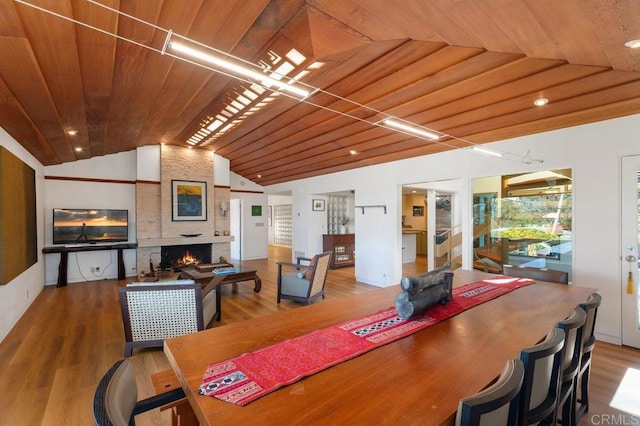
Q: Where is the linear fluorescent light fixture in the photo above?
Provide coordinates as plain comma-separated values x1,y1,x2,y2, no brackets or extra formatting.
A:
170,41,310,99
382,119,440,140
472,146,502,157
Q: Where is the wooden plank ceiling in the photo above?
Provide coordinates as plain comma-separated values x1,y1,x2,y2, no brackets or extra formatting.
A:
1,0,639,185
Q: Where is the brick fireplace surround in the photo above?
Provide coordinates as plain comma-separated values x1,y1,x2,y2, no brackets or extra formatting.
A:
135,146,232,276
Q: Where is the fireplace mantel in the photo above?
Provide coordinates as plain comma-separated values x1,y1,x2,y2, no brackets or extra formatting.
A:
137,235,234,248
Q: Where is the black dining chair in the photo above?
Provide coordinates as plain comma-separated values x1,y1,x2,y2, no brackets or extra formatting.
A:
93,359,185,426
518,327,565,425
456,359,524,426
575,292,602,422
555,307,587,426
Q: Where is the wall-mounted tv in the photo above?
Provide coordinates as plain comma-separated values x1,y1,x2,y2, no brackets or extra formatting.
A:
53,208,129,245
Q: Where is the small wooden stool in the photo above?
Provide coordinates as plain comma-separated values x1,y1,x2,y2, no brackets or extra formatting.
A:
151,369,199,426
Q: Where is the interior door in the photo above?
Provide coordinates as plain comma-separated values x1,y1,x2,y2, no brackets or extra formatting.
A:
230,199,241,260
427,190,460,270
621,155,640,348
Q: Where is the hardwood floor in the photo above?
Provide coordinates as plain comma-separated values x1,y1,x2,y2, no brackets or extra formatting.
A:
0,248,637,425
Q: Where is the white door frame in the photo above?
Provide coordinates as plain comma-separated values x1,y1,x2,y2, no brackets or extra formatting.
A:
230,198,241,260
621,154,640,348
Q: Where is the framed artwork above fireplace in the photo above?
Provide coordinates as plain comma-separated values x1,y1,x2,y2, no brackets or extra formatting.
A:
172,180,207,221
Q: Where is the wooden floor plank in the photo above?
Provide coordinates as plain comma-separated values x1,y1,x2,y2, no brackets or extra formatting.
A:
0,247,637,425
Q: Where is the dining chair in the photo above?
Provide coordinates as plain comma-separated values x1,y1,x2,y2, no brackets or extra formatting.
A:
276,251,332,304
518,327,566,425
502,265,569,284
456,359,524,426
575,292,602,422
93,359,185,426
118,281,212,357
555,307,586,426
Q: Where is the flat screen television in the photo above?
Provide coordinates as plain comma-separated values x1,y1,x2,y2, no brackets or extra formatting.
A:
53,208,129,244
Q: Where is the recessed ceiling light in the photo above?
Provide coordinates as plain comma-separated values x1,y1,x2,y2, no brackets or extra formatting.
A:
74,147,82,152
67,130,78,136
534,98,549,107
624,39,640,48
257,174,262,178
349,150,358,155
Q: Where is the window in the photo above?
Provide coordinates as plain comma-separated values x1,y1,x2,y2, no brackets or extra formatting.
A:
273,204,292,246
473,169,572,280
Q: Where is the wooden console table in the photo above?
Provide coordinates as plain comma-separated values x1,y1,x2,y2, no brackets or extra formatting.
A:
43,243,137,287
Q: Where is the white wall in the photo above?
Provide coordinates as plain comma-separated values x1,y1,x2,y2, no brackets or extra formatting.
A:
43,151,138,284
40,149,236,283
230,171,268,260
136,145,160,181
214,154,230,186
0,128,45,342
266,113,640,345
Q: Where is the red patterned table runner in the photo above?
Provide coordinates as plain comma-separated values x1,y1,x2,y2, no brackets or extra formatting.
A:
199,276,534,406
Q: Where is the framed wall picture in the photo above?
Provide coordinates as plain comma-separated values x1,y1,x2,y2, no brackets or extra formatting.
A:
251,205,262,216
312,199,325,211
412,205,424,216
0,147,37,285
172,180,207,221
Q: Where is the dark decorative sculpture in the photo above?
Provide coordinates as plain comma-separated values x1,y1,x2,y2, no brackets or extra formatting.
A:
395,267,454,319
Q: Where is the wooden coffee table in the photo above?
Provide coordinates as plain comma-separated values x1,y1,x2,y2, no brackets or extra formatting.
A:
179,265,262,321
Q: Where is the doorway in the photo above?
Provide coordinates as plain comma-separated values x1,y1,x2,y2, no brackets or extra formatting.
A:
402,180,464,273
230,199,241,260
621,155,640,348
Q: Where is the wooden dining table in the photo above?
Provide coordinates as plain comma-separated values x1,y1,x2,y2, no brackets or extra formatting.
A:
163,269,595,425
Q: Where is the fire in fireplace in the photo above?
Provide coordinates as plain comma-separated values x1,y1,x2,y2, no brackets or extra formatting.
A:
160,243,212,271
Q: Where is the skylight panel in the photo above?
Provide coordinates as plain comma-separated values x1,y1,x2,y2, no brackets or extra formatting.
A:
225,105,239,114
243,89,258,100
207,120,224,132
291,70,310,81
230,100,245,111
236,94,251,105
272,62,295,79
286,48,306,65
183,46,321,146
250,84,265,95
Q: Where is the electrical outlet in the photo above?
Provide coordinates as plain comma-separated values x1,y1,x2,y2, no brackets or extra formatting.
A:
95,266,100,272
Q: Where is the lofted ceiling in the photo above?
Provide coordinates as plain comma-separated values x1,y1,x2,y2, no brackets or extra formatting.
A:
1,0,640,185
